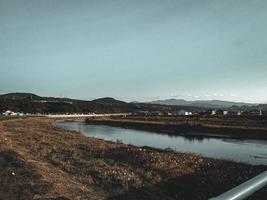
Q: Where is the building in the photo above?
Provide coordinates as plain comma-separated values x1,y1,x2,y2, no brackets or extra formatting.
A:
2,110,13,116
2,110,24,116
237,111,242,116
211,110,216,115
223,111,228,115
185,111,192,116
177,110,192,116
163,112,172,116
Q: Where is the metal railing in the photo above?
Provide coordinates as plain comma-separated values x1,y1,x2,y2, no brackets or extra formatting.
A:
209,170,267,200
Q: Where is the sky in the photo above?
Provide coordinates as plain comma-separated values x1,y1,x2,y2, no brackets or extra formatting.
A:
0,0,267,103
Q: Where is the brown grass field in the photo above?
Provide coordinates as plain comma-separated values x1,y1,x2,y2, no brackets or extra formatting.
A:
0,117,266,200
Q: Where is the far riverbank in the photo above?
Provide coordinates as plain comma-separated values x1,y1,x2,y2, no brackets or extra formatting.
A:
85,115,267,140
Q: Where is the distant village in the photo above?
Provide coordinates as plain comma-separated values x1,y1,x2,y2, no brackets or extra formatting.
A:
1,108,266,117
0,110,94,117
133,108,265,117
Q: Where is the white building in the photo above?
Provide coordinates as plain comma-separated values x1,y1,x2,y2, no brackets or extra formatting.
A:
2,110,23,116
185,111,192,116
2,110,13,116
178,110,192,116
223,111,228,115
211,110,216,115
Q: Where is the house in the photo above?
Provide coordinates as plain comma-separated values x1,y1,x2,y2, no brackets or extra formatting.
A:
178,110,186,115
223,111,228,115
162,111,172,116
227,110,242,116
2,110,23,116
11,112,19,116
177,110,192,116
211,110,216,115
2,110,13,116
185,111,192,116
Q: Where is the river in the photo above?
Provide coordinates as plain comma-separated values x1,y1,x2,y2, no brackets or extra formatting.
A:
55,121,267,165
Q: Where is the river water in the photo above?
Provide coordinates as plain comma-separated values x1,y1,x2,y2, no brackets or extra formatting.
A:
55,121,267,165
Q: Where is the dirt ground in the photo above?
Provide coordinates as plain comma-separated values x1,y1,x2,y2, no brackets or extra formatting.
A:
0,117,266,200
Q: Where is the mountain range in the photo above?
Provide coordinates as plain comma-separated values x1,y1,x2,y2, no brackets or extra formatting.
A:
0,93,182,114
149,99,256,108
0,93,266,114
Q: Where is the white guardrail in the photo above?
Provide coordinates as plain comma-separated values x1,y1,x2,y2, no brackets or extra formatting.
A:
209,170,267,200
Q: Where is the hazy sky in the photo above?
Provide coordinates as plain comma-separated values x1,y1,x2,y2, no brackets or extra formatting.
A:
1,0,267,102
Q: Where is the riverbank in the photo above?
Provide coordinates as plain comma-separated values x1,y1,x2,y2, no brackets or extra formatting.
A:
0,117,266,200
85,115,267,140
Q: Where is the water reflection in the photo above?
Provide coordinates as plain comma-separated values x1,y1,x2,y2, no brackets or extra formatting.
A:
55,121,267,165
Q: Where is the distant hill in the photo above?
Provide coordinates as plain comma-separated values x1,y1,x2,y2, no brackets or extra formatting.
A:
230,104,267,111
0,93,42,100
92,97,126,105
0,93,133,114
149,99,255,108
0,93,75,102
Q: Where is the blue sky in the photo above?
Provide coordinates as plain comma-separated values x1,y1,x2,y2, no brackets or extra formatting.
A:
1,0,267,102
